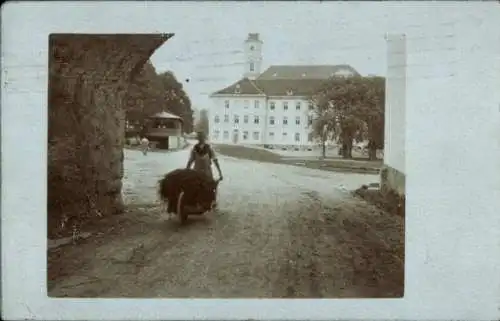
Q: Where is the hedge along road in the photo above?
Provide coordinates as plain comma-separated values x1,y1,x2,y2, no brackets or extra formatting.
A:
47,147,404,298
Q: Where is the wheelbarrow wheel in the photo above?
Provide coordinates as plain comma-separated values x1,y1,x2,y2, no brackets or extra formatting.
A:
176,191,188,224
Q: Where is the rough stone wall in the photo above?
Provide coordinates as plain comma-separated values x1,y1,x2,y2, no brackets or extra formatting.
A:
48,34,171,238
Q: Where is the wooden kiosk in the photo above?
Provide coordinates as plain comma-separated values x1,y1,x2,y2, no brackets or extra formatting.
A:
145,111,183,150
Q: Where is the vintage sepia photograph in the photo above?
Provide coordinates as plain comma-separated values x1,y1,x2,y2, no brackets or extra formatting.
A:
47,30,405,298
1,2,495,319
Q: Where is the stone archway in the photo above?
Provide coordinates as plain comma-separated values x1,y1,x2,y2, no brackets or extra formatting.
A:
48,34,172,238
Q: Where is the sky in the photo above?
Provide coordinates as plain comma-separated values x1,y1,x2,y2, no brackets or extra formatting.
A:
4,1,494,113
147,2,420,112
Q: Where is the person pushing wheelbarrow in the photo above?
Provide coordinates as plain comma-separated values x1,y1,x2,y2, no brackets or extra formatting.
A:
186,131,223,208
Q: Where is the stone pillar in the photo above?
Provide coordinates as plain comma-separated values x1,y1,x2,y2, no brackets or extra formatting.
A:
382,33,406,198
48,34,172,238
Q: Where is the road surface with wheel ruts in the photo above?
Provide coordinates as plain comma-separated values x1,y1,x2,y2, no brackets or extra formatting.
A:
47,147,404,298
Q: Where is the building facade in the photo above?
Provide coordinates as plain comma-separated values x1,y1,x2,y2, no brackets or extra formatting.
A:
209,33,359,149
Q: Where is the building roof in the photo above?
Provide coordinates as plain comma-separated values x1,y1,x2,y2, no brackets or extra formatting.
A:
211,64,360,97
212,77,265,96
258,65,360,80
150,111,182,120
254,79,329,97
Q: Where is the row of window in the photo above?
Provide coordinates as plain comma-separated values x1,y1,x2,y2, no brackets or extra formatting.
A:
225,100,260,109
214,115,314,126
269,101,314,111
269,132,301,142
151,120,177,129
268,116,314,126
224,100,314,111
213,130,314,142
213,130,260,141
214,115,260,124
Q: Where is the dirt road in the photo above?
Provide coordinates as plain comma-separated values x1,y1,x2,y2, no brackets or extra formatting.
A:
47,148,404,298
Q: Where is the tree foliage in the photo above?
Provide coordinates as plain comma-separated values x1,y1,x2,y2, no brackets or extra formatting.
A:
194,109,210,137
310,76,385,159
125,61,163,124
124,61,194,134
157,71,194,133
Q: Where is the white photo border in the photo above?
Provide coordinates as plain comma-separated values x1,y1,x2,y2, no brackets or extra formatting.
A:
2,1,500,320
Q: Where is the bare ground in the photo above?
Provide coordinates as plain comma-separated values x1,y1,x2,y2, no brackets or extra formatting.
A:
47,148,403,298
48,192,403,298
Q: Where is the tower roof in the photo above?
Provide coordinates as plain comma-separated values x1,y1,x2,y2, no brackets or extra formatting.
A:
245,33,263,43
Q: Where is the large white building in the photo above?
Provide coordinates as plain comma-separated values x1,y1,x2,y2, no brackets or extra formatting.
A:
209,33,359,149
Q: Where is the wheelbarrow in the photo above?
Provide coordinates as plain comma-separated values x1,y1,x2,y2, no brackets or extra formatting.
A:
175,178,221,224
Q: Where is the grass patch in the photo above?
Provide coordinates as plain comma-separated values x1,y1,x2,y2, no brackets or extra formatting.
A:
320,194,405,297
214,144,381,174
214,144,283,162
353,186,405,219
325,208,405,297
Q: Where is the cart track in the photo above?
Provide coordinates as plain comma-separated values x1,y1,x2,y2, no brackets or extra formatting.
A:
48,149,403,298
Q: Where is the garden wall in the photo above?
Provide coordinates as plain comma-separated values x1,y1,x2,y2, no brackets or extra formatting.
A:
48,34,172,238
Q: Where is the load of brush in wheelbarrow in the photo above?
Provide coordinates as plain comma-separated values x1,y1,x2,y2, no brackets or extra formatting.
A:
158,168,221,223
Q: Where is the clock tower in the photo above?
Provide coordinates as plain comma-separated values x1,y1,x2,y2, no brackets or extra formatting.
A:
243,33,263,80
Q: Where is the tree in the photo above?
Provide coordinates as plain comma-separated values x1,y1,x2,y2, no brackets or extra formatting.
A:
124,60,164,127
157,71,194,133
358,76,385,160
310,78,364,159
124,62,195,134
310,76,385,160
194,109,210,137
309,96,338,159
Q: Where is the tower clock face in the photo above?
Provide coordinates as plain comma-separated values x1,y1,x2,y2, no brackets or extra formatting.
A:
250,45,255,51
